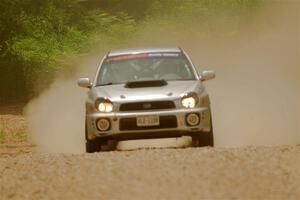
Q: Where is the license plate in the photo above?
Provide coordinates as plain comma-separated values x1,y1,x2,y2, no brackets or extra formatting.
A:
136,115,160,127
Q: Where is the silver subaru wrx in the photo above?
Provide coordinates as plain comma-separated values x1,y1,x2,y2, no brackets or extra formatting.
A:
78,48,216,152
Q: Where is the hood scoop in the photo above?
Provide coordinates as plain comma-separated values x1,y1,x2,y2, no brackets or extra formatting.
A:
125,80,167,88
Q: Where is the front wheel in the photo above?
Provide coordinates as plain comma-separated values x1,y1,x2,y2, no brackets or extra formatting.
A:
85,121,105,153
192,131,214,147
192,116,214,147
86,138,102,153
86,137,117,153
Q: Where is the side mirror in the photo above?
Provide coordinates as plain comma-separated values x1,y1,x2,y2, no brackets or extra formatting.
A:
78,78,92,88
200,70,216,81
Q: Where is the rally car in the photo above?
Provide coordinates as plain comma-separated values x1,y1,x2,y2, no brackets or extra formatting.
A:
78,48,215,152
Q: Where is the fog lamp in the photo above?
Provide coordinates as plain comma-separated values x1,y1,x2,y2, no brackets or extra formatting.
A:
96,118,110,131
186,113,200,126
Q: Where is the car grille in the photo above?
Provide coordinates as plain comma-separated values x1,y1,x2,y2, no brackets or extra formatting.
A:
119,101,175,111
119,116,177,131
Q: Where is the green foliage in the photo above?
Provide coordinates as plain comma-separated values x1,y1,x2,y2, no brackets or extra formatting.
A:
0,0,137,100
5,3,134,66
14,131,27,143
144,0,263,29
0,129,28,144
0,0,263,102
0,129,5,144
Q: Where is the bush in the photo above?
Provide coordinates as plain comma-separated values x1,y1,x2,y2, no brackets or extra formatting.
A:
0,129,5,144
0,0,262,102
0,0,136,101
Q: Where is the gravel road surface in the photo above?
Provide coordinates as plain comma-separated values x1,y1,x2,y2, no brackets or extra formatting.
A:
1,145,299,200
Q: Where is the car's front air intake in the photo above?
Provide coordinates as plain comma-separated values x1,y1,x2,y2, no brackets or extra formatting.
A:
119,101,175,111
125,80,167,88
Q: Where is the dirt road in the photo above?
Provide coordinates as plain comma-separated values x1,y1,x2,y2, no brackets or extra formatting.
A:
0,1,299,199
1,146,299,200
1,112,299,199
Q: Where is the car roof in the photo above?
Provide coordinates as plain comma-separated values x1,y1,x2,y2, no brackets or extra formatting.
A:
108,48,182,57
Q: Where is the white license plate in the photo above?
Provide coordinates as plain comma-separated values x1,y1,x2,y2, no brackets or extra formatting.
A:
136,115,160,127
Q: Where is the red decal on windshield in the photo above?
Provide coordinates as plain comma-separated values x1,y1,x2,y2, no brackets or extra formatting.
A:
106,53,148,63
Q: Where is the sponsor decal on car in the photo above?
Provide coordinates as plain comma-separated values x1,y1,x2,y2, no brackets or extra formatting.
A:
106,52,180,63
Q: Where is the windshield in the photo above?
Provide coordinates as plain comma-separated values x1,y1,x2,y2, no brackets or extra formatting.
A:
96,52,196,86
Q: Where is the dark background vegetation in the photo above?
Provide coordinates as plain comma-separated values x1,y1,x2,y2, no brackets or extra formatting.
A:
0,0,261,104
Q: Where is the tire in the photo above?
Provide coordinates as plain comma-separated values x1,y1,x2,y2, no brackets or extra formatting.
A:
85,121,116,153
192,131,214,147
85,121,101,153
192,116,214,147
86,138,101,153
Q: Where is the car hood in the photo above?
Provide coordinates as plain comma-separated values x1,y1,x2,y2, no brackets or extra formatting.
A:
91,80,202,102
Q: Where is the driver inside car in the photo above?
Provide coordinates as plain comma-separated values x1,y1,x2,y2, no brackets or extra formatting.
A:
156,59,183,80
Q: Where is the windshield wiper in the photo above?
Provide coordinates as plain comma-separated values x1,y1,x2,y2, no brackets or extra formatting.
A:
168,78,195,81
96,82,114,87
96,82,123,87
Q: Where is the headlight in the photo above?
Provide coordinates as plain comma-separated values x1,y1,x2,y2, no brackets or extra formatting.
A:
181,92,199,108
95,98,113,112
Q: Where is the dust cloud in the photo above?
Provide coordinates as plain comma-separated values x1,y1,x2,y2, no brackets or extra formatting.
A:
25,2,299,153
26,80,86,153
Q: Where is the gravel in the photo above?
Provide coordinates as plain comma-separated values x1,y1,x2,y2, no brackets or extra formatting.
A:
0,145,299,200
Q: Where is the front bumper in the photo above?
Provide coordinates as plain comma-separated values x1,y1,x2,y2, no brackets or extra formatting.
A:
86,107,211,140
